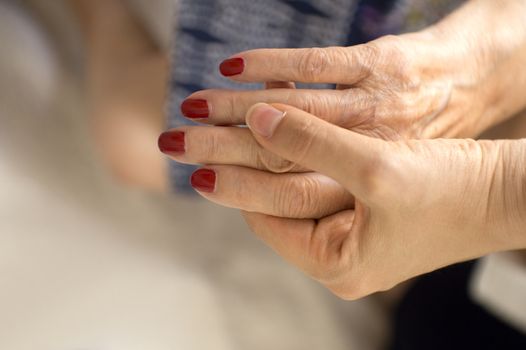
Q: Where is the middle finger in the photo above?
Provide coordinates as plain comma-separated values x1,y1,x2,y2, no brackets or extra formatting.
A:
181,88,371,126
158,126,306,173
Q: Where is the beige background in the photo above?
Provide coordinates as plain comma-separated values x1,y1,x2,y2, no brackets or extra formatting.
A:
0,1,387,349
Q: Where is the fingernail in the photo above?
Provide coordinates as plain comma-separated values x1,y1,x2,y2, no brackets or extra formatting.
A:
191,169,216,193
158,131,185,154
246,104,285,138
219,57,245,77
181,99,209,119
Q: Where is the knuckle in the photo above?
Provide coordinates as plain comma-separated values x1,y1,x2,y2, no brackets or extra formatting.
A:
305,228,348,282
352,43,380,79
300,222,375,300
340,88,376,122
369,36,415,84
273,176,320,218
298,94,331,119
297,48,330,81
371,34,403,57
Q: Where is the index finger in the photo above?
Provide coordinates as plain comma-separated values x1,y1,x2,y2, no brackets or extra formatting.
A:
219,46,375,84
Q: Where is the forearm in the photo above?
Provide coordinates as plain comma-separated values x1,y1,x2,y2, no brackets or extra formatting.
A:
427,0,526,135
432,0,526,55
477,44,526,132
71,0,168,191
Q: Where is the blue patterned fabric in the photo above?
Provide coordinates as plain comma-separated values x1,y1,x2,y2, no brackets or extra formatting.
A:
168,0,358,193
168,0,463,193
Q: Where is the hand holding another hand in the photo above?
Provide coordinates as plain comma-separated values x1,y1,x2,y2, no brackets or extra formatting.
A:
170,0,526,174
158,0,526,299
195,103,526,299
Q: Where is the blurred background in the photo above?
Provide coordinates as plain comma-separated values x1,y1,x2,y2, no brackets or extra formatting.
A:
0,1,388,349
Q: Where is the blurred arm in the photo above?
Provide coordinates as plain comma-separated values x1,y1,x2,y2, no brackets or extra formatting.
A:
71,0,169,191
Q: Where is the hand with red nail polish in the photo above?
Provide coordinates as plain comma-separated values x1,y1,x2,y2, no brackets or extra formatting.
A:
164,0,526,219
204,103,526,300
158,1,526,300
185,1,526,144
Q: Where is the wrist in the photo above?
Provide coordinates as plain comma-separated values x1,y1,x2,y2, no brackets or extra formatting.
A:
486,139,526,250
425,1,526,135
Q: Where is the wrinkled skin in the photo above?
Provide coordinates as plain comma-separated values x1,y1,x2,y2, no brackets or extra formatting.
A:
160,0,526,298
190,33,473,141
168,0,526,174
209,104,526,299
175,33,470,173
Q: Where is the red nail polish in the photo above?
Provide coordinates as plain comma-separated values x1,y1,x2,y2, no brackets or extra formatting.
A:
191,169,216,193
158,131,185,154
219,57,245,77
181,99,209,119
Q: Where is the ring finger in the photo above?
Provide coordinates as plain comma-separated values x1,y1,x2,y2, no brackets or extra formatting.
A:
190,165,355,219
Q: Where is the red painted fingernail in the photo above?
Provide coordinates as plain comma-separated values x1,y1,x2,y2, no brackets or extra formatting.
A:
158,131,185,154
181,99,209,119
191,169,216,193
219,57,245,77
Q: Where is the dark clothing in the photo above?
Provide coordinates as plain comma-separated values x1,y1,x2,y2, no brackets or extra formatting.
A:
390,261,526,350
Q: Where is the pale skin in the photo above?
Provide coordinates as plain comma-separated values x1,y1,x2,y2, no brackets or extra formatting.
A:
73,0,526,298
171,0,526,171
72,0,526,185
160,0,526,298
238,103,526,300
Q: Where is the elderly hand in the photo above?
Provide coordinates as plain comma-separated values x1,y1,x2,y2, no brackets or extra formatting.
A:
181,32,463,147
186,103,526,299
163,0,526,174
158,0,526,299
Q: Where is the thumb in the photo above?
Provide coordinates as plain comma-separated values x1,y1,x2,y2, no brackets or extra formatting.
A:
246,103,384,198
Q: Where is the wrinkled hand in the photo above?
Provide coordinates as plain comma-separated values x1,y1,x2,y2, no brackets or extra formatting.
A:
168,28,509,175
166,0,526,174
187,0,526,142
158,0,526,299
185,103,526,299
186,31,482,141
